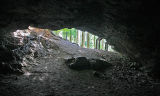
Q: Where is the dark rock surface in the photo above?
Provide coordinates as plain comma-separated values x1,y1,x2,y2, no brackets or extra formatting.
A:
0,0,159,77
65,57,112,71
0,29,159,96
66,57,91,70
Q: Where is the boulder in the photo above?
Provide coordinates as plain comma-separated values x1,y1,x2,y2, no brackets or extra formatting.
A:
65,57,90,70
65,57,112,71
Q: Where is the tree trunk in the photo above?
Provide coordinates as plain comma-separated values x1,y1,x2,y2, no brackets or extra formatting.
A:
94,36,96,49
105,41,108,51
101,39,104,50
70,30,72,42
87,32,90,48
98,38,102,50
81,32,85,47
96,38,99,49
76,30,79,44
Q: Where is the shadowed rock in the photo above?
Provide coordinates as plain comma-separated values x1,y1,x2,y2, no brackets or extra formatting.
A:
65,57,112,71
65,57,90,70
0,0,160,78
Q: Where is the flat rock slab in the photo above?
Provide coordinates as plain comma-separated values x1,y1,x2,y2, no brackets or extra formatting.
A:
65,57,112,71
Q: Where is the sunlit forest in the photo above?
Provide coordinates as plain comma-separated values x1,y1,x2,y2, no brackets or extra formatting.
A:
52,28,114,51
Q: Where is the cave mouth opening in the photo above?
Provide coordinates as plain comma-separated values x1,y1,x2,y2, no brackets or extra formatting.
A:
12,26,115,52
0,26,118,74
52,28,115,52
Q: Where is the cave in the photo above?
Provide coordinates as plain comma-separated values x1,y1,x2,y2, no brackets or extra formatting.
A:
0,0,160,96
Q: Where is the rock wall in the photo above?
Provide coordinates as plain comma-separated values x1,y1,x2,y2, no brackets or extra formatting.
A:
0,0,160,78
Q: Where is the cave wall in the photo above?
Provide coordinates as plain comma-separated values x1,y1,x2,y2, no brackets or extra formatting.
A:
0,0,160,77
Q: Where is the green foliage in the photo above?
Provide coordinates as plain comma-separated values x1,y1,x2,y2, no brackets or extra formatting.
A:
52,28,108,51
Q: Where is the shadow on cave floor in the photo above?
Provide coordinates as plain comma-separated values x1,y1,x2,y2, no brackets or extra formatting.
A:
0,29,159,96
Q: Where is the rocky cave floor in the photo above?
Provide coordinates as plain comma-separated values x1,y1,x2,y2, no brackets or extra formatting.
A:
0,30,160,96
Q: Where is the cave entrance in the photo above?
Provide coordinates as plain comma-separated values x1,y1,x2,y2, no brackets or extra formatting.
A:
2,26,118,75
52,28,114,52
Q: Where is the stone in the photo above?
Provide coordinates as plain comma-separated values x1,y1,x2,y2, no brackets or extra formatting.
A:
65,57,90,70
65,57,112,71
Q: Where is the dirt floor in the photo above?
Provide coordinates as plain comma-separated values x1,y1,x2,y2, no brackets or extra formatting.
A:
0,31,159,96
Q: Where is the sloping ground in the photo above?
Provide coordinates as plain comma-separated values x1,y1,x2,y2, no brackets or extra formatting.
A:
0,30,159,96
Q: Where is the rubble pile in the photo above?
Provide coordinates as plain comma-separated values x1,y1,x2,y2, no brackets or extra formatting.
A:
0,29,61,73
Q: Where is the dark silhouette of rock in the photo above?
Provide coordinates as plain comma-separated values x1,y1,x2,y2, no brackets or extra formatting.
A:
65,57,112,71
66,57,90,70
